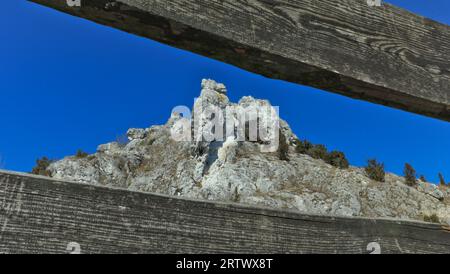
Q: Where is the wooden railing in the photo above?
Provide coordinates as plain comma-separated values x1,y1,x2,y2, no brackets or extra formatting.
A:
0,170,449,254
13,0,450,254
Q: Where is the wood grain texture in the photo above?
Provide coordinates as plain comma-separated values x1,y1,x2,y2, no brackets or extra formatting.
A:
0,170,449,254
28,0,450,121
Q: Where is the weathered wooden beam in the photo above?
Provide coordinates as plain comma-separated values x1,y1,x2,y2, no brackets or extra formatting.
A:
0,170,449,254
29,0,450,121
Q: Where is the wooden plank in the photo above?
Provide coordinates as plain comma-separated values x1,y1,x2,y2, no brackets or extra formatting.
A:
28,0,450,121
0,170,449,254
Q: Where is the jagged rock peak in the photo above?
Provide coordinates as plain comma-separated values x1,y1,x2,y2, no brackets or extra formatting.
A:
201,79,227,94
46,79,450,225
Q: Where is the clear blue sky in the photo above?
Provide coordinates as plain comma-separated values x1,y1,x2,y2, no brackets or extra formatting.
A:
1,1,449,182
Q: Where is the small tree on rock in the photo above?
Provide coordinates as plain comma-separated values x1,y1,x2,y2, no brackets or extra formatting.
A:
365,159,385,182
308,144,328,160
75,149,88,159
326,151,349,169
294,139,313,154
31,157,54,177
404,163,417,187
424,214,440,224
439,173,446,186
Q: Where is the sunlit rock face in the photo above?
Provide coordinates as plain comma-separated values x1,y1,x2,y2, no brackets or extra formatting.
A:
48,79,450,223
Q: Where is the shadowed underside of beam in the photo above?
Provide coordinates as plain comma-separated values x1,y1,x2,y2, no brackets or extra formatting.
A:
0,170,449,254
29,0,450,121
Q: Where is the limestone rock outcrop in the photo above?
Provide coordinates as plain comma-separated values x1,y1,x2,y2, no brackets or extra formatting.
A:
47,79,450,224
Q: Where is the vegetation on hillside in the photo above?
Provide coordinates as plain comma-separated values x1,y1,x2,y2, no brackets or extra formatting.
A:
423,214,440,224
293,139,349,169
439,173,447,186
75,149,88,159
31,157,54,177
30,135,447,190
404,163,417,187
365,159,385,182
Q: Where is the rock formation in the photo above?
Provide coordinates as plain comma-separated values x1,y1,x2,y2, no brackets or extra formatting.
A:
47,80,450,224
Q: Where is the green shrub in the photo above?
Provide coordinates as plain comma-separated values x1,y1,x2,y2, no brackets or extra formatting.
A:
293,139,349,169
404,163,417,187
423,214,440,224
75,149,88,159
294,139,313,154
365,159,385,182
326,151,349,169
31,157,54,177
307,144,328,160
439,173,446,186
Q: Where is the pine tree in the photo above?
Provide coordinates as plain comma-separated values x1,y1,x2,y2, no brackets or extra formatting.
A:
439,173,446,186
365,159,385,182
404,163,417,187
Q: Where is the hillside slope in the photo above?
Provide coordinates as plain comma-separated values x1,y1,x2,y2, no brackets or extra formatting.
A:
46,80,450,223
